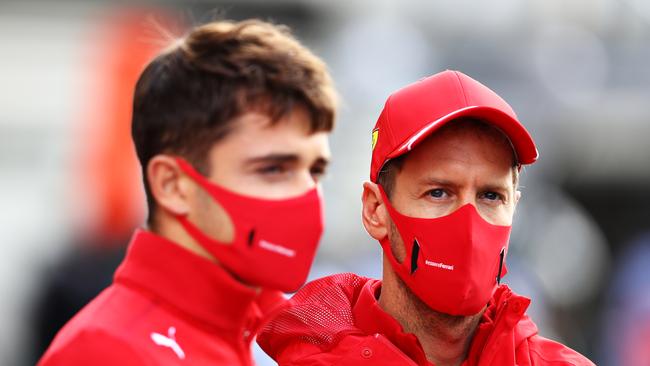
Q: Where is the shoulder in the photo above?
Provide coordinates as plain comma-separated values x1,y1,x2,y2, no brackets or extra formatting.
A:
258,273,374,363
521,335,595,366
38,284,159,366
289,272,372,305
38,327,147,366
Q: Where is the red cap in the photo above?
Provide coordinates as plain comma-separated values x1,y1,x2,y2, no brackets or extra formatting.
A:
370,70,538,182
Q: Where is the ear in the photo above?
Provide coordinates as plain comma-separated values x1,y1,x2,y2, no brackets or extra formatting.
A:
361,181,389,241
147,155,193,217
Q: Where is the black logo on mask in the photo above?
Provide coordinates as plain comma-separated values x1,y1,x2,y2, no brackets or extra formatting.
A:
248,229,256,247
411,239,420,274
496,248,505,284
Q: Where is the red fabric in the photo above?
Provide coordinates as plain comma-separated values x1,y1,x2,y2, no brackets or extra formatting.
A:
258,273,595,366
175,158,325,293
39,229,286,366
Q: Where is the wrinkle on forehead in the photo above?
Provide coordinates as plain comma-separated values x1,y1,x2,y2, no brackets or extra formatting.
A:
411,130,513,170
426,118,517,167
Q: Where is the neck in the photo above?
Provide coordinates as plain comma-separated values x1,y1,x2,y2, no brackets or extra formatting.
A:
150,212,262,292
150,213,218,263
378,257,484,366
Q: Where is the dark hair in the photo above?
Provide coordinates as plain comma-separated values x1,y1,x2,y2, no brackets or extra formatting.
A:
377,155,405,200
377,118,519,200
132,19,337,223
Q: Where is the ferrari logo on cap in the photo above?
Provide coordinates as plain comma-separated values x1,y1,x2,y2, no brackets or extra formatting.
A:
371,129,379,150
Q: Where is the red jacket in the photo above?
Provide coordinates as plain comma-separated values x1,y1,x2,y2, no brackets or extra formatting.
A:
39,229,284,366
258,273,594,366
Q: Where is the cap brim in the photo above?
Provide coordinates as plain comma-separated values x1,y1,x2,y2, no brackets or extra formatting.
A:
387,106,539,165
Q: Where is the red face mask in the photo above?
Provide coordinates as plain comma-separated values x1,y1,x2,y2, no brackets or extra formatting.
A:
174,158,324,293
378,186,511,315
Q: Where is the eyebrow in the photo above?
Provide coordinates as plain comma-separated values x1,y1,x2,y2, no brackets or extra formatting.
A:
245,153,300,165
480,183,511,194
244,153,330,167
419,177,459,188
419,177,511,192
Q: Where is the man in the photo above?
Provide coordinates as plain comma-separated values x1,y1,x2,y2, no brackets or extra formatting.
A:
258,70,595,365
39,19,336,366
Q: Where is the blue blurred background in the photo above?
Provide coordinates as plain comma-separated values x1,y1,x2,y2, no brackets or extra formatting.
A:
1,0,649,365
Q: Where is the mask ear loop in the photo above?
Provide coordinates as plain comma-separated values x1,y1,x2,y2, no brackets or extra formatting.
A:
496,247,506,284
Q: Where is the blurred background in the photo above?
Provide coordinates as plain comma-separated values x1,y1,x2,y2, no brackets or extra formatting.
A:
1,0,649,364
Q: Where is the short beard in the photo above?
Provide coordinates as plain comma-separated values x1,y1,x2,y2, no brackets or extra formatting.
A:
392,268,481,342
388,219,407,263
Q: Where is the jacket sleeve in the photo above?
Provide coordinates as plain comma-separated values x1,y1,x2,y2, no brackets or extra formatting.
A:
38,329,148,366
270,334,363,366
277,353,345,366
522,335,596,366
272,334,419,366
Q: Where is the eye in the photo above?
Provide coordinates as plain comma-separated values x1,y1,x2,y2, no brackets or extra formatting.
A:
257,164,286,175
427,188,447,199
481,191,503,202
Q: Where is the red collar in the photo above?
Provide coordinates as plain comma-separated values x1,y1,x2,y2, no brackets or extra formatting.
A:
114,229,285,337
352,279,535,366
353,279,432,365
466,285,535,364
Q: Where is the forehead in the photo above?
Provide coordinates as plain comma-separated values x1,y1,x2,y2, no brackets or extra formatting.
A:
398,121,516,180
210,110,331,159
419,119,513,159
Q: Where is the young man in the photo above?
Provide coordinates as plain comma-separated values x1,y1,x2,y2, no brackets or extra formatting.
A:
258,70,595,365
39,19,336,366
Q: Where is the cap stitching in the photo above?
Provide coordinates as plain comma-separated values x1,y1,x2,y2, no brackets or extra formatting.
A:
453,71,470,106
